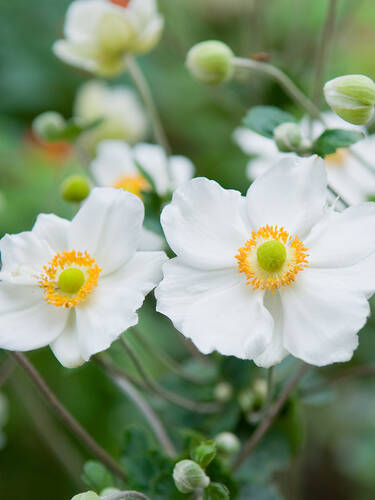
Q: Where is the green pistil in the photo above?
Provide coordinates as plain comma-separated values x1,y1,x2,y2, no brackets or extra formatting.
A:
257,240,286,273
58,268,85,294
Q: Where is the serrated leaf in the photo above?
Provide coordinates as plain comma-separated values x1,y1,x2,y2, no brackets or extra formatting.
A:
312,128,364,157
242,106,296,138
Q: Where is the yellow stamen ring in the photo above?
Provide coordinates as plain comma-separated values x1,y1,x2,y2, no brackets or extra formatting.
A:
114,174,150,199
236,225,309,292
39,250,102,308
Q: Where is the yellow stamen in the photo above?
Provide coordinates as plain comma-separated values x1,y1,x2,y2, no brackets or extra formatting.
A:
114,174,149,199
236,225,309,292
39,250,101,308
324,148,348,166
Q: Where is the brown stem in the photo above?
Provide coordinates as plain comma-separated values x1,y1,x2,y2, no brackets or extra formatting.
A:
233,363,310,471
10,352,127,482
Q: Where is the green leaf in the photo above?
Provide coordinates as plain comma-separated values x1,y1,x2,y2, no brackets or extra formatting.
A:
82,461,113,493
312,128,364,157
242,106,296,138
192,440,217,468
203,482,230,500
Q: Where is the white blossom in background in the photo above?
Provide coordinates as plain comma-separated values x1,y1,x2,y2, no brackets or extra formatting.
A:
234,112,375,205
74,80,148,156
53,0,164,77
0,188,167,368
156,156,375,368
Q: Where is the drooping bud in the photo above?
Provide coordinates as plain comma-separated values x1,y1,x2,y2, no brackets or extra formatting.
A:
186,41,234,84
173,460,210,494
61,175,91,203
71,492,100,500
324,74,375,125
33,111,67,141
273,122,302,153
214,432,241,456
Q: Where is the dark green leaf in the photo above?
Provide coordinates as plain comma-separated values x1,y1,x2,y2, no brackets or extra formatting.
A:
243,106,296,138
203,482,230,500
312,128,364,157
192,440,217,468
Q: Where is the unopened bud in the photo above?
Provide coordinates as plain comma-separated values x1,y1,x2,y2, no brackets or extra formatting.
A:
324,74,375,125
33,111,66,141
214,432,241,456
71,492,100,500
61,175,91,203
100,488,120,496
214,382,233,403
274,122,302,152
173,460,210,494
186,41,234,84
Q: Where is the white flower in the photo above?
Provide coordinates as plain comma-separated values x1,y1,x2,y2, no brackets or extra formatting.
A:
0,188,167,368
156,156,375,368
234,113,375,205
74,80,148,155
53,0,164,77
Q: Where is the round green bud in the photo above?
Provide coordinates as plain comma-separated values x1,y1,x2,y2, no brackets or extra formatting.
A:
324,74,375,125
100,488,121,496
58,268,85,294
273,122,302,153
257,240,286,272
238,389,255,412
253,378,268,401
71,492,100,500
173,460,210,494
61,175,91,203
186,41,234,84
33,111,67,141
214,432,241,456
214,382,233,403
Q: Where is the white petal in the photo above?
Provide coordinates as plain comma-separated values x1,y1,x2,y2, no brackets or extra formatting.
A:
281,268,369,366
0,283,68,351
76,251,166,359
169,155,195,190
53,40,98,73
246,156,327,237
68,187,144,274
133,15,164,52
156,258,273,359
233,128,279,157
64,0,109,43
91,140,137,187
254,291,288,368
246,156,278,180
161,178,250,270
305,203,375,268
50,311,85,368
139,228,165,251
32,213,70,253
133,143,170,196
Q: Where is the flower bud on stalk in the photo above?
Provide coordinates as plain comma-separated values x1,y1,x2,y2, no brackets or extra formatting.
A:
214,432,241,457
173,460,210,493
324,74,375,125
273,122,302,153
186,41,234,84
61,175,91,203
33,111,67,141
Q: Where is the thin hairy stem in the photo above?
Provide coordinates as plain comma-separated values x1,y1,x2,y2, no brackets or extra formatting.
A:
233,363,310,471
95,357,177,458
233,57,322,121
120,338,221,414
103,492,150,500
127,57,171,157
10,352,127,482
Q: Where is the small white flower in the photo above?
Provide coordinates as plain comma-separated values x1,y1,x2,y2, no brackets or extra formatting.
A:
234,113,375,205
0,188,167,368
53,0,164,77
156,156,375,367
74,80,148,155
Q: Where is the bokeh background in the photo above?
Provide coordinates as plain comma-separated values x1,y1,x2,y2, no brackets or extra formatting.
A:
1,1,375,499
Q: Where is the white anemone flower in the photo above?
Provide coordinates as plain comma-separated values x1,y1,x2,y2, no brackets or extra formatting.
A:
53,0,164,77
74,80,148,155
234,113,375,205
0,188,167,368
156,156,375,368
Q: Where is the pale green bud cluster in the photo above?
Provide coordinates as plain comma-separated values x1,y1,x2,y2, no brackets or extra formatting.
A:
33,111,67,141
173,459,210,493
61,175,91,203
273,122,303,153
324,74,375,125
186,41,234,84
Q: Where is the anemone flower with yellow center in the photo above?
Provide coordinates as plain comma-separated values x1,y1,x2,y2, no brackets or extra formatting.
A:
0,188,167,368
156,156,375,368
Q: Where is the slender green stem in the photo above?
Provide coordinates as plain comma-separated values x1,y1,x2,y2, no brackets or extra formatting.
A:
233,363,310,471
262,367,274,417
10,352,127,482
127,57,172,157
120,337,222,414
233,57,323,121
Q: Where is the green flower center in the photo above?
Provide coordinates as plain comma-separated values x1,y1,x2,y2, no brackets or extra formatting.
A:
257,240,286,273
58,268,85,294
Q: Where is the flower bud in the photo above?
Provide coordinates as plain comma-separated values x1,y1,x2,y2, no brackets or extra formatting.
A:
186,41,234,84
324,74,375,125
100,488,121,496
33,111,67,141
214,382,233,403
273,122,302,152
61,175,91,203
71,492,100,500
173,460,210,494
214,432,241,456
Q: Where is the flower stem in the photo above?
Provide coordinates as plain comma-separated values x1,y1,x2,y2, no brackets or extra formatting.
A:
127,57,172,157
10,352,127,482
102,492,150,500
119,337,221,414
233,363,310,471
233,57,322,121
261,366,274,417
95,356,177,458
